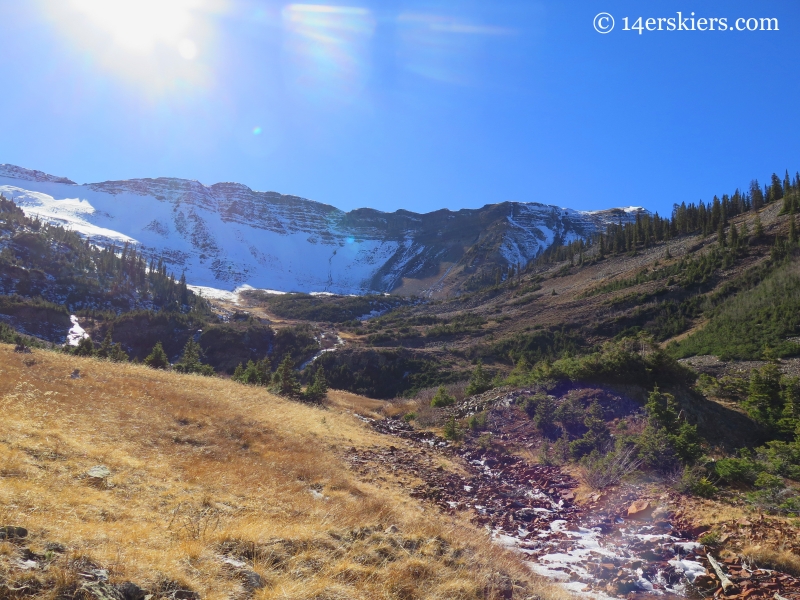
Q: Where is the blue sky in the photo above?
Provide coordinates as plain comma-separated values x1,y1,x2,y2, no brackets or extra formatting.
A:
1,0,798,216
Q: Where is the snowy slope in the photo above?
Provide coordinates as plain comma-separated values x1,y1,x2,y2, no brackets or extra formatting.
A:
0,164,645,294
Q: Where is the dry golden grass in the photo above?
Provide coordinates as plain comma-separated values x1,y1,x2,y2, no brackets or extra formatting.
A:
0,345,554,600
740,545,800,577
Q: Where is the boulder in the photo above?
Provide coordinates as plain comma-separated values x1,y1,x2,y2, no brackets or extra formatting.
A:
626,500,655,520
0,526,28,540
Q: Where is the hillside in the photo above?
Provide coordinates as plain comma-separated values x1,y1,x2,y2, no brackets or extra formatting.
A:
0,344,552,600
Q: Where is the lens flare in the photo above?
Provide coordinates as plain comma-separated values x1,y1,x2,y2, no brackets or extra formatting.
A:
71,0,194,52
178,38,198,59
253,127,262,135
281,4,375,102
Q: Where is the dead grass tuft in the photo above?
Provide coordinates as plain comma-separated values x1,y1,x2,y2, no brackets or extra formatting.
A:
741,545,800,577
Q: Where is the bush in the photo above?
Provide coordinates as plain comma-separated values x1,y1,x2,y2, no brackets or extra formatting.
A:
173,339,215,376
144,341,170,369
675,466,718,498
714,457,761,485
272,354,301,397
577,446,642,490
430,386,456,408
465,360,492,396
468,411,488,431
304,366,328,403
442,416,463,441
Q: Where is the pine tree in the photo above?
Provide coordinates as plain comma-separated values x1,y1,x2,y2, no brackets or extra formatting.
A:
465,360,492,396
744,362,783,428
273,354,301,397
717,222,727,248
751,180,764,211
73,336,95,357
304,366,328,403
730,222,739,248
144,341,170,370
174,339,214,376
753,215,764,239
97,329,114,359
430,385,456,407
790,214,798,245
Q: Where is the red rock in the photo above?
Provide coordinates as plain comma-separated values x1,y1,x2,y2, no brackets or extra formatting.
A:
626,500,654,519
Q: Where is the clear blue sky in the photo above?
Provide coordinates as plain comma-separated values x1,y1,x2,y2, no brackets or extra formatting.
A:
1,0,798,216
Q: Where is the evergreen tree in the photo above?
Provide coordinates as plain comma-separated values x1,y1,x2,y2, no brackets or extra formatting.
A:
144,341,170,369
533,394,556,433
753,215,765,239
570,401,611,457
790,215,798,245
304,366,328,403
744,362,783,428
273,354,301,397
430,385,456,407
174,339,214,376
73,336,95,357
751,180,765,211
97,329,114,359
640,386,702,464
717,222,726,247
730,222,739,248
778,377,800,435
465,359,492,396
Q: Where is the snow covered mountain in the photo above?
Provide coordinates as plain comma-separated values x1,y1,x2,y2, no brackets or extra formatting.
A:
0,164,644,296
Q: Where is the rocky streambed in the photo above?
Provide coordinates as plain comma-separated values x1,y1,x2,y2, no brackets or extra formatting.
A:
348,416,800,600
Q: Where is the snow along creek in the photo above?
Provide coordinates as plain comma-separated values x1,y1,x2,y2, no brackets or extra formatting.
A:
360,416,711,600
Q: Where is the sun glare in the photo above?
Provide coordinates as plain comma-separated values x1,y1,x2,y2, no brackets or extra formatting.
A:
71,0,194,54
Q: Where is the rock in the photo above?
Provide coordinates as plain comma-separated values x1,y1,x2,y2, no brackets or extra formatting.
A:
87,465,111,486
385,524,399,534
80,568,110,582
71,369,81,379
45,541,67,553
626,500,654,519
0,526,28,540
80,581,124,600
515,508,538,522
241,570,266,591
694,574,717,588
116,582,147,600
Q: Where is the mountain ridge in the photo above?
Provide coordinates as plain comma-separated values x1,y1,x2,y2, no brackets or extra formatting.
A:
0,163,645,296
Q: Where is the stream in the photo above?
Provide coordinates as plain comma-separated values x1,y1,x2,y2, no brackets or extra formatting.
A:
352,416,798,600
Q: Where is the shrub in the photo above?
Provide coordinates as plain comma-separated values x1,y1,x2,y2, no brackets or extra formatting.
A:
430,386,456,408
569,402,611,459
73,337,95,357
467,411,488,431
577,445,642,490
714,457,761,485
675,466,718,498
173,339,215,376
533,395,556,433
144,341,170,369
304,366,328,403
442,416,463,441
465,360,492,396
272,354,301,398
698,530,721,546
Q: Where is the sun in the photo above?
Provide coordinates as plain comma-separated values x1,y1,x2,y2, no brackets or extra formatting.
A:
71,0,195,55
